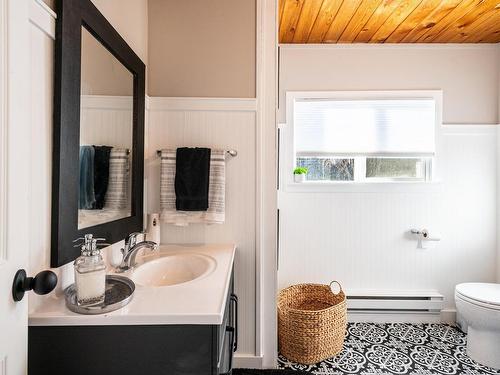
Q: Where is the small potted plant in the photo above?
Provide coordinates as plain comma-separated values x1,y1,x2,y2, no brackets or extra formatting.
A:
293,167,308,183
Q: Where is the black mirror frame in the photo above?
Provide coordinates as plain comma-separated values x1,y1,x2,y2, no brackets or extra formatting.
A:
51,0,145,267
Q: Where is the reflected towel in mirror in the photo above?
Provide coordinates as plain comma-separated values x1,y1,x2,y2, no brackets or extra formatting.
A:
104,148,130,210
79,146,96,209
93,145,112,209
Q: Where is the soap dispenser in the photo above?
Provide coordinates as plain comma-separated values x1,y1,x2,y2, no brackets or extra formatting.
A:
74,234,106,306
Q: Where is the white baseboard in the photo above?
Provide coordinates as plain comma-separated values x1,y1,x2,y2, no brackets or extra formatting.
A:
234,354,264,369
440,309,457,325
347,310,457,324
348,312,443,324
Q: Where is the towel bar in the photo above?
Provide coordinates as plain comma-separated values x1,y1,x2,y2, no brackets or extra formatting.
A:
156,149,237,157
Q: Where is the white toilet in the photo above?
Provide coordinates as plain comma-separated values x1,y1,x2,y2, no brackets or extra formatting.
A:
455,283,500,369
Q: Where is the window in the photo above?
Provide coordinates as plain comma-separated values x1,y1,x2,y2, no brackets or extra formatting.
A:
289,91,441,184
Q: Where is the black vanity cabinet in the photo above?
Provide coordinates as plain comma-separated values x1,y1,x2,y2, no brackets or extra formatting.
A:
29,275,237,375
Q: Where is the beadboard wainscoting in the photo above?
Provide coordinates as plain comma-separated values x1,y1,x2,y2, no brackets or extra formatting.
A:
80,95,134,149
278,125,498,322
146,97,258,360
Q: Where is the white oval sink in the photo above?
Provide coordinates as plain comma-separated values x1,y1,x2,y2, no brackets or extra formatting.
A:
131,253,216,287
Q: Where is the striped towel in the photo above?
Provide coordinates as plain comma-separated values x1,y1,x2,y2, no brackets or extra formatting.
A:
104,148,130,209
160,149,225,226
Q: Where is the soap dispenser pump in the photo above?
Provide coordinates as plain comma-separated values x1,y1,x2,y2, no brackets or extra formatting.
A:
73,234,106,306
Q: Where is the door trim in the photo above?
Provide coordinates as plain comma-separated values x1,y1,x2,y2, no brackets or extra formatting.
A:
0,0,8,265
255,0,278,367
0,356,6,375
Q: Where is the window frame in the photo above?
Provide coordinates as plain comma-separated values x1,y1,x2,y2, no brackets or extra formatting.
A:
282,90,443,193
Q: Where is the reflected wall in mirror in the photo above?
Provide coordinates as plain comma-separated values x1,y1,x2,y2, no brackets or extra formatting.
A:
78,27,133,229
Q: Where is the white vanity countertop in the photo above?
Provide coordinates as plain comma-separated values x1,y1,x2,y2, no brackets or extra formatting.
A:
28,244,235,326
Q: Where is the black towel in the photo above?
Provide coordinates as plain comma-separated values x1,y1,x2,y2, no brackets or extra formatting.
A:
93,145,112,209
175,147,211,211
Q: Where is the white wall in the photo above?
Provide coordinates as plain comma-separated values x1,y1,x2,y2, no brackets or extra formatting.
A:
146,98,257,356
278,45,500,316
279,45,500,125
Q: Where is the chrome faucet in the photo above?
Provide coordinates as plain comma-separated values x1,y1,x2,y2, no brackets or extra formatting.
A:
116,232,158,272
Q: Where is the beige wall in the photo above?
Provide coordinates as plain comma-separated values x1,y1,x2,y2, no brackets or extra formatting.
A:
91,0,149,65
81,28,133,96
148,0,256,98
46,0,256,97
42,0,148,65
279,45,500,124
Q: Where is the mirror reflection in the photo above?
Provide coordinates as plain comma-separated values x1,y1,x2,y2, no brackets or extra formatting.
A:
78,27,133,229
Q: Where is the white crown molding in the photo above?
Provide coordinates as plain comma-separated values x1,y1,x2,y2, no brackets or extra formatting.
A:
147,97,257,112
279,43,500,50
29,0,56,40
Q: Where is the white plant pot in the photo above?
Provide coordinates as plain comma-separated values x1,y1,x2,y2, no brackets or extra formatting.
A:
294,174,306,183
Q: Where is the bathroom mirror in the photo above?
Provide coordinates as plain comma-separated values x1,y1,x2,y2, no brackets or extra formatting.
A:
79,27,133,229
52,0,145,267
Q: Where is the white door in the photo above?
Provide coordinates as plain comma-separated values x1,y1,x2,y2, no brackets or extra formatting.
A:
0,0,32,374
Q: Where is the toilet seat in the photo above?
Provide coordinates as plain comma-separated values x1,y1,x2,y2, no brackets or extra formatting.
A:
456,283,500,311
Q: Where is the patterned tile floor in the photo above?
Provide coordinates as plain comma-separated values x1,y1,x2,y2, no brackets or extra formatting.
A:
278,322,500,375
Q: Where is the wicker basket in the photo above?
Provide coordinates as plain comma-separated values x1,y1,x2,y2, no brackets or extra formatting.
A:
278,281,347,365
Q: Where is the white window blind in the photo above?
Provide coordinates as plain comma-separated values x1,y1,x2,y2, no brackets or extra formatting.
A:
294,99,436,157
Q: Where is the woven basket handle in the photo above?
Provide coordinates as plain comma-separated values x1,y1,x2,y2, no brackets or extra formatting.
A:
329,280,343,295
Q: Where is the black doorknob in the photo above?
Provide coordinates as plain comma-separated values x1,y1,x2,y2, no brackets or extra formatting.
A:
12,269,58,302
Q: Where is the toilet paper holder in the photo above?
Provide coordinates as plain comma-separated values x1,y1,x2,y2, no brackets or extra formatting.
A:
410,229,440,249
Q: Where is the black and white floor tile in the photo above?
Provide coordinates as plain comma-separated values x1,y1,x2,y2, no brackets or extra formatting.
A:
278,322,500,375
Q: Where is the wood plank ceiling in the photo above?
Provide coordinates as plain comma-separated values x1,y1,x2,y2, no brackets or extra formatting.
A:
279,0,500,43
